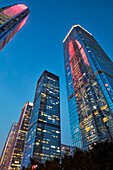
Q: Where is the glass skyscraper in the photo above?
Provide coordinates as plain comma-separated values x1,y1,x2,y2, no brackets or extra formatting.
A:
0,123,17,170
21,70,61,168
63,25,113,149
9,102,33,169
0,4,29,51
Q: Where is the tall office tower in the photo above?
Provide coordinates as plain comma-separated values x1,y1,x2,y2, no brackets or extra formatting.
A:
21,70,61,168
63,25,113,149
0,4,29,51
9,102,33,169
0,123,17,170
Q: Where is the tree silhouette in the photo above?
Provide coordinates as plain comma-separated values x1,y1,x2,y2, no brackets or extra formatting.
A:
22,141,113,169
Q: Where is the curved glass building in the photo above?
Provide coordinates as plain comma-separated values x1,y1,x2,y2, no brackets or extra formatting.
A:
63,25,113,149
0,4,29,51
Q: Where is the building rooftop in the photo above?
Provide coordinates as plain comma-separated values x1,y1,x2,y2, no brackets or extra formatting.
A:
63,24,92,43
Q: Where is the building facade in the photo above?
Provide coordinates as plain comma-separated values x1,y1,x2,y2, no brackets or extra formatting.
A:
0,4,29,51
21,70,61,168
9,102,33,169
0,123,17,170
63,25,113,149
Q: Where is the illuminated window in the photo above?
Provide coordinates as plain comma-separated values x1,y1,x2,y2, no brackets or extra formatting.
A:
103,117,108,122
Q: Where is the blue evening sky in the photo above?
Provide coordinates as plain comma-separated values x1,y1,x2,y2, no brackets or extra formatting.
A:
0,0,113,154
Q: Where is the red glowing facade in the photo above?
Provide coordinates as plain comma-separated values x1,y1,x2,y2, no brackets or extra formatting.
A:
0,4,29,51
63,25,113,149
1,4,28,18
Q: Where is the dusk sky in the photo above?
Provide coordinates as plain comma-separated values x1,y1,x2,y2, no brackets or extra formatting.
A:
0,0,113,155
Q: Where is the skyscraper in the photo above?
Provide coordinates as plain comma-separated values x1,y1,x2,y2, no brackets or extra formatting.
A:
63,25,113,149
0,4,29,51
0,123,17,170
21,70,61,168
9,102,33,169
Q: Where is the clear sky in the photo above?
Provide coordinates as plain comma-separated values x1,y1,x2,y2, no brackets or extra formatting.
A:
0,0,113,155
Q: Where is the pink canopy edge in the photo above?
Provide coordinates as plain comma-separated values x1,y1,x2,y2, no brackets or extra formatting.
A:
2,4,28,18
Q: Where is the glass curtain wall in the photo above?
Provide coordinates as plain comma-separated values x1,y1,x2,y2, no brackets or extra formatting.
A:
63,25,113,149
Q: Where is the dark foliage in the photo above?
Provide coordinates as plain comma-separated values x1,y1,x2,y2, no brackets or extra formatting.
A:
23,140,113,170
